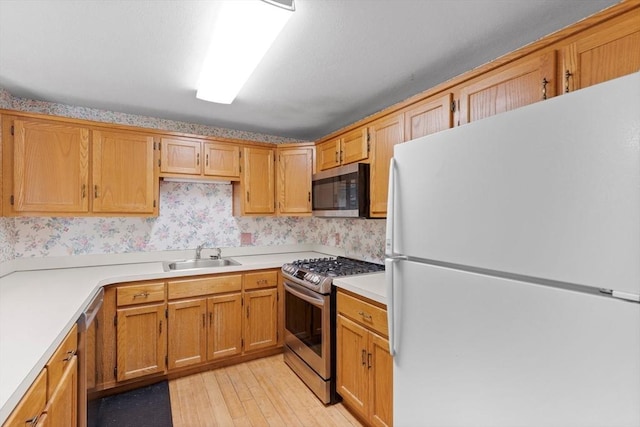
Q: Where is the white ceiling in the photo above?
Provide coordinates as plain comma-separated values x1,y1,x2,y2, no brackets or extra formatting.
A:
0,0,618,141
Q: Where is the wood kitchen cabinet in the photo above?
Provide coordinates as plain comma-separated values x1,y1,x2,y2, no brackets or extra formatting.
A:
368,113,404,218
166,274,243,369
458,51,556,125
337,290,392,427
1,112,159,216
276,144,313,215
403,93,453,141
115,281,167,382
92,129,157,214
560,8,640,93
233,145,275,215
3,325,78,427
243,270,279,352
2,370,47,427
159,136,240,181
316,126,369,171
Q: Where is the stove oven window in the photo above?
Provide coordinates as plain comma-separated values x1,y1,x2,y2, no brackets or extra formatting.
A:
285,291,324,357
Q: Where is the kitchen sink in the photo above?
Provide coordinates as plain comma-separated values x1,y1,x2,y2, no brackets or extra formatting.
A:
163,258,241,272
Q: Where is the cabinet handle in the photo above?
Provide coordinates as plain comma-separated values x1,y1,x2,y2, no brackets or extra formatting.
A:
340,150,344,163
159,320,162,335
335,151,339,163
26,415,39,426
358,310,373,321
367,352,372,369
196,153,200,166
246,191,250,202
361,349,366,366
133,292,150,299
209,312,212,326
94,185,99,198
564,70,573,93
206,154,209,166
63,350,76,362
202,313,206,328
542,77,549,100
308,191,311,202
81,184,86,199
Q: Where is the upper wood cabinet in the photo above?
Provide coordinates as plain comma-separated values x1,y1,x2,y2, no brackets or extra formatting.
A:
233,146,275,215
159,136,240,180
458,51,557,125
317,127,369,171
560,8,640,93
1,113,158,217
92,130,156,214
276,145,313,216
8,117,90,214
369,113,404,218
403,93,453,141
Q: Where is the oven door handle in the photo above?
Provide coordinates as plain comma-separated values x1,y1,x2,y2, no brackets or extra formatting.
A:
284,281,326,308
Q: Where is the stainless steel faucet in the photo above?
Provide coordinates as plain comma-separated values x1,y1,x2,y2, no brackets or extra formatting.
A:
195,244,221,260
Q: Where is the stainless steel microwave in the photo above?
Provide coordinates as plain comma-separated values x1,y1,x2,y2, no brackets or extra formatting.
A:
312,163,369,218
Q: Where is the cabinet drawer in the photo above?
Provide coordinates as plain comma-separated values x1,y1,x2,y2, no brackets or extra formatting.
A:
46,324,78,400
3,369,47,427
337,291,388,337
168,274,242,300
244,270,278,290
116,282,165,307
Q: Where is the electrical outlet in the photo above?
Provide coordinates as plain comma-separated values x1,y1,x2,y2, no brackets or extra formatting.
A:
240,233,252,246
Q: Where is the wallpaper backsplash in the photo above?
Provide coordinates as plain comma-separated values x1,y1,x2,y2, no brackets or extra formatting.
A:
0,89,386,264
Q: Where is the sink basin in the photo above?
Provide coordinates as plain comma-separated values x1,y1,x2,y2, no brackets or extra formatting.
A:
163,258,240,271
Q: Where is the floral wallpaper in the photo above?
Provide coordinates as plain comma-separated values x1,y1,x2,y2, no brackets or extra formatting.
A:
11,182,386,263
0,89,387,265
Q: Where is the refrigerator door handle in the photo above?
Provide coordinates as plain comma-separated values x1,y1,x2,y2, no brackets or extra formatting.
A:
386,255,407,357
385,157,396,257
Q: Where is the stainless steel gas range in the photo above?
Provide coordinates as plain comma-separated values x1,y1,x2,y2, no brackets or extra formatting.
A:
281,256,385,404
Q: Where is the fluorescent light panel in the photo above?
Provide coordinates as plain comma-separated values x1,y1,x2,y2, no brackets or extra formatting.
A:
197,0,294,104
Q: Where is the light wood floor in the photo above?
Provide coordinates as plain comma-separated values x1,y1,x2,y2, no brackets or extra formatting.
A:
169,354,363,427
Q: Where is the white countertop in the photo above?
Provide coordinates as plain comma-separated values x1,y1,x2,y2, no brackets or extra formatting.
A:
0,249,328,424
332,272,387,305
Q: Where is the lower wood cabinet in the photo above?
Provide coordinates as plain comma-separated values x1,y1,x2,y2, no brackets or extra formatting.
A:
207,293,243,360
3,325,78,427
337,290,392,427
244,287,278,352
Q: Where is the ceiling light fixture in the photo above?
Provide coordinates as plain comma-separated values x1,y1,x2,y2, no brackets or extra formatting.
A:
196,0,295,105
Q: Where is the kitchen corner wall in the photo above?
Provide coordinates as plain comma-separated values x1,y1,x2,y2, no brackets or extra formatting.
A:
0,89,386,264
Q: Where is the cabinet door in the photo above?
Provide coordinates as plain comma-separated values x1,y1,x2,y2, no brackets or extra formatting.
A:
244,288,278,352
336,315,368,420
204,142,240,178
43,355,77,427
561,8,640,92
341,127,369,165
404,93,453,141
277,147,312,215
242,146,275,214
13,119,89,213
459,51,556,124
369,113,404,218
160,137,202,175
317,138,340,171
92,130,156,214
167,298,206,370
116,303,166,381
369,333,392,427
3,369,47,427
207,293,243,360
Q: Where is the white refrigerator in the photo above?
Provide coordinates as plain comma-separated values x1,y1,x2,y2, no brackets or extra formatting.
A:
385,72,640,427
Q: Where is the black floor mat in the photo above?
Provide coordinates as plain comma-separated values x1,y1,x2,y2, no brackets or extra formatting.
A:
90,381,173,427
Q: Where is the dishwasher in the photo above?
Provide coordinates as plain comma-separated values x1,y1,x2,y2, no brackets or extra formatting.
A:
77,288,103,427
